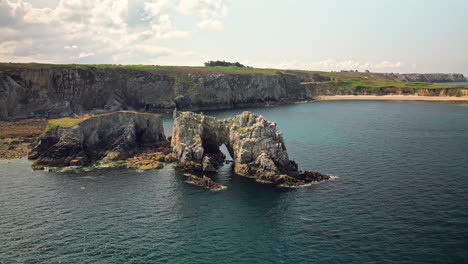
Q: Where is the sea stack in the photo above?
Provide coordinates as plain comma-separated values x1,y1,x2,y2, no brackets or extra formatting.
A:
28,111,166,168
171,111,330,186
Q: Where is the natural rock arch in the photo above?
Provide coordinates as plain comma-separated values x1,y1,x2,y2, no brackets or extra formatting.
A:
171,110,299,177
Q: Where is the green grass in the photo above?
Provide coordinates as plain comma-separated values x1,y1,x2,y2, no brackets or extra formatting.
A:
45,116,91,134
237,128,250,134
322,72,467,90
0,62,279,76
174,74,201,92
1,62,466,92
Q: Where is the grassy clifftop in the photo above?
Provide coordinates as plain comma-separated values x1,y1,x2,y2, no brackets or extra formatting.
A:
1,62,466,92
0,62,280,76
303,71,468,90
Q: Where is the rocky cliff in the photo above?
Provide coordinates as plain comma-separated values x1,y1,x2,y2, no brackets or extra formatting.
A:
381,73,465,83
2,64,465,120
0,65,321,120
171,110,329,186
29,111,166,168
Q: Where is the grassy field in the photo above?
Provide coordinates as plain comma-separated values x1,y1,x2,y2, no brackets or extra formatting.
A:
1,62,466,91
45,115,93,133
0,62,280,75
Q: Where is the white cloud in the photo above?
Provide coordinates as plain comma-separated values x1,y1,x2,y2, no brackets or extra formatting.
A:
178,0,228,31
197,18,223,30
78,51,94,58
250,59,404,72
177,0,228,16
64,45,78,49
0,0,230,63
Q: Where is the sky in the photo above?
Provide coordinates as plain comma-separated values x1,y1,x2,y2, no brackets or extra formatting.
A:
0,0,467,73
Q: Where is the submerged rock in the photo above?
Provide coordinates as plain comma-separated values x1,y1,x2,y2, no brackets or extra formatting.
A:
29,111,166,168
172,110,329,186
28,109,330,188
184,174,227,191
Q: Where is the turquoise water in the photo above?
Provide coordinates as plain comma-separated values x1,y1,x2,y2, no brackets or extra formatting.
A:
1,101,468,263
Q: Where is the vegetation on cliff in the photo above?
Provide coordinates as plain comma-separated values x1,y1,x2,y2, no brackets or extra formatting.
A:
2,62,464,90
29,111,167,169
1,62,466,120
204,60,248,68
45,115,93,134
304,71,467,92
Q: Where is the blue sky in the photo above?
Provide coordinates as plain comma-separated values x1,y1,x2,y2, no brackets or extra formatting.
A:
1,0,467,73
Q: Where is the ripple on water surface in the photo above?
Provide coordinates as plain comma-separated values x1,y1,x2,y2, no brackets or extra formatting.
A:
1,101,468,264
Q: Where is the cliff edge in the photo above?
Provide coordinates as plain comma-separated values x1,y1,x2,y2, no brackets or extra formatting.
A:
29,111,166,168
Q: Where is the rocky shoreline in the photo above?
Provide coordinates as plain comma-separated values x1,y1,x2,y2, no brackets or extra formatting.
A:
23,110,331,189
0,119,47,159
1,63,466,120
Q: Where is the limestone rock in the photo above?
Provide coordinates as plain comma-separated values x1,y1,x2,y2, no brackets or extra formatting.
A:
29,111,166,168
226,112,298,177
171,111,228,171
0,65,321,120
171,111,328,186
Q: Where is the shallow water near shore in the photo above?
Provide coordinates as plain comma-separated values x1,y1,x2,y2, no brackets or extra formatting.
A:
1,101,468,263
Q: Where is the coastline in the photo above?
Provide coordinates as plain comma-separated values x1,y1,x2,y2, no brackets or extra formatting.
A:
1,96,467,160
317,95,468,103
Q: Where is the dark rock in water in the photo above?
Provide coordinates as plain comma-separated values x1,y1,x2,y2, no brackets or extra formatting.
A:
172,110,330,187
184,174,227,191
257,173,304,187
29,111,166,168
296,170,331,182
28,109,330,188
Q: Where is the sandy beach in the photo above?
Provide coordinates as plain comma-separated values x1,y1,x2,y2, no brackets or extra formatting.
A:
317,95,468,103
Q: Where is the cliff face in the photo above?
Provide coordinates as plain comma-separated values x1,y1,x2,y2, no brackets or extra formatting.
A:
171,111,298,175
0,68,175,120
29,111,166,167
382,73,465,83
0,66,318,120
171,111,329,186
1,65,466,120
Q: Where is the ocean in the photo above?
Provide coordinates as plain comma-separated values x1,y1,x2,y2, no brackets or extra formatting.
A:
1,101,467,263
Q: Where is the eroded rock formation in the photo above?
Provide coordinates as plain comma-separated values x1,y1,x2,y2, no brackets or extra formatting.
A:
171,110,329,186
0,65,321,120
29,111,167,168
